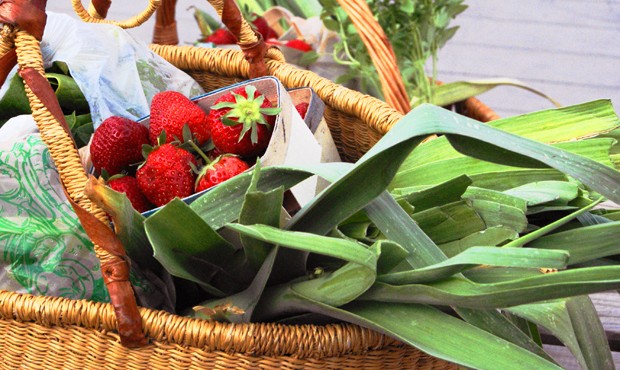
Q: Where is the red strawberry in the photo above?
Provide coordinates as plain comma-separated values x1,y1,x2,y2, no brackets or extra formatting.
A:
149,91,211,146
285,39,312,52
251,15,278,41
195,155,250,193
90,116,149,176
207,147,224,161
295,102,309,119
206,28,237,45
107,175,153,213
207,85,281,158
136,143,197,207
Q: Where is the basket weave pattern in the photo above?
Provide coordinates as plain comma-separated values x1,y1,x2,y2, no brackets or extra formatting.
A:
0,291,455,369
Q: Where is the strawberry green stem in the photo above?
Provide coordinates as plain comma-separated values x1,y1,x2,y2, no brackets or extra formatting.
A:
188,140,212,164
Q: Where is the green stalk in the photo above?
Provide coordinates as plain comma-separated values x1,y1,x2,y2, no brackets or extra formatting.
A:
503,197,604,248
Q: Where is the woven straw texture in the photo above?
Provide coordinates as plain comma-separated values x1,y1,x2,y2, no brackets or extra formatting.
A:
0,0,499,368
0,291,455,369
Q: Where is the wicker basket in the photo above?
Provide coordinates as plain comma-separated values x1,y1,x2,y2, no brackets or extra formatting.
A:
0,0,498,368
148,0,499,161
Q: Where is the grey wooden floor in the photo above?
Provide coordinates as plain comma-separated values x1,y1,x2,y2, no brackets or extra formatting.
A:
437,0,620,117
48,0,620,118
45,2,620,369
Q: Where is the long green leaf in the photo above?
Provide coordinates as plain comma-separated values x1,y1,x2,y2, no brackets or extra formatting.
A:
565,296,615,369
392,139,613,190
365,188,549,356
253,281,559,368
365,192,446,267
362,266,620,308
463,266,545,283
331,301,560,369
503,198,602,249
455,308,555,363
378,247,568,284
412,200,487,244
392,174,472,212
462,187,528,212
508,296,615,370
431,78,561,107
470,199,528,232
395,104,620,203
397,100,619,174
238,185,284,271
145,199,246,296
189,166,311,229
226,223,375,269
287,136,426,234
469,170,567,191
527,221,620,264
192,247,280,323
491,100,620,143
228,223,378,306
439,226,519,257
504,181,580,206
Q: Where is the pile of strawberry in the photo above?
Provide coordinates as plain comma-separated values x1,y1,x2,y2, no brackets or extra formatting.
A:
90,85,282,213
204,13,313,53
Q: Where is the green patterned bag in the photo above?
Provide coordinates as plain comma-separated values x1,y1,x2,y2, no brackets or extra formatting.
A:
0,116,173,310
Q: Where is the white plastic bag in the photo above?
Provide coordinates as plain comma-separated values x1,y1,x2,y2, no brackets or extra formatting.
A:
0,12,204,128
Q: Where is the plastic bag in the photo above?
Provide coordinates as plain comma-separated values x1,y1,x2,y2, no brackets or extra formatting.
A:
0,12,204,128
0,12,203,311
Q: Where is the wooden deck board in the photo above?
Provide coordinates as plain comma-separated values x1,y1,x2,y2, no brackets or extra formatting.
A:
435,0,620,117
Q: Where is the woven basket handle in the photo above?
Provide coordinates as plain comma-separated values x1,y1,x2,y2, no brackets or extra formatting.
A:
150,0,410,113
0,0,147,348
84,0,283,78
72,0,160,29
334,0,410,114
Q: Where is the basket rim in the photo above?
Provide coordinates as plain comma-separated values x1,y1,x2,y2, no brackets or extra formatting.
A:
0,290,405,358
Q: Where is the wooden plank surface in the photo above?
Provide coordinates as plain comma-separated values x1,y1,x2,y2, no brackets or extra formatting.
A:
434,0,620,117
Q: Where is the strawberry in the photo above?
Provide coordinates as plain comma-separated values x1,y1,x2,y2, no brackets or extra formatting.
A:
136,143,197,207
107,175,153,213
149,91,211,146
207,147,224,161
195,155,250,193
250,14,278,41
207,85,281,158
295,102,309,119
284,39,313,52
206,28,237,45
90,116,149,176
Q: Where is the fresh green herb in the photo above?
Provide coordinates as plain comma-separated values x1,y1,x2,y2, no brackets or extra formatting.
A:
320,0,466,105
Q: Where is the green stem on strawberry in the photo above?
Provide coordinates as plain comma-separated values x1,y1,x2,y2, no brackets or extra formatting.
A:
212,85,281,144
187,138,213,165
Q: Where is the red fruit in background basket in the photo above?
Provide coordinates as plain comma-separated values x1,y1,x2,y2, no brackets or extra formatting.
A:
251,15,278,41
136,143,197,207
295,102,309,119
207,85,281,158
206,28,237,45
90,116,149,176
149,91,211,146
195,155,250,193
107,175,153,213
284,39,313,52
